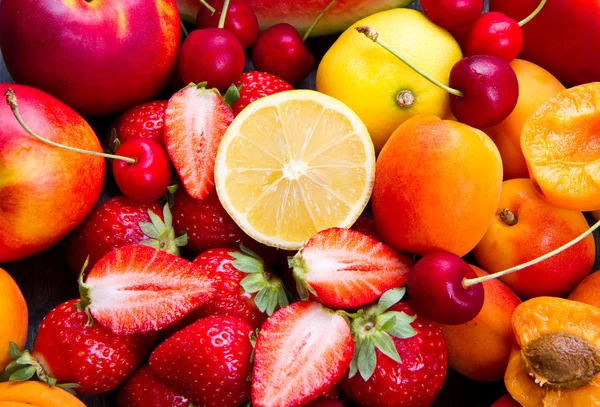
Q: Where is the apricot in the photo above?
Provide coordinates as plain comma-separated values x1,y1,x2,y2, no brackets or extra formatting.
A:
372,114,503,257
441,265,521,382
484,59,565,180
568,271,600,308
473,178,595,298
0,268,27,371
0,381,85,406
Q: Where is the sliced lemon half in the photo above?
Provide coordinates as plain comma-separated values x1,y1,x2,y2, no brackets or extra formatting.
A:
214,90,376,250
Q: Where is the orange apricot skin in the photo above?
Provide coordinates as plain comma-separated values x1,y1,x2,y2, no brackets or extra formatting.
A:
568,271,600,308
372,114,503,257
0,382,86,407
484,59,565,180
473,178,595,298
0,268,27,371
441,265,521,382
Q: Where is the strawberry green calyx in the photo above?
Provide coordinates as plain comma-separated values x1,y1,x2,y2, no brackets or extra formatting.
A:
289,252,317,301
346,288,417,381
75,257,94,327
234,245,290,316
138,203,188,256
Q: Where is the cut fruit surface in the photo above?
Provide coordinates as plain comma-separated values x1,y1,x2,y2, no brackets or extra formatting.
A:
214,90,375,250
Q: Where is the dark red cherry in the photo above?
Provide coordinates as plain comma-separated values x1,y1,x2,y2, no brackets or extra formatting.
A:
178,28,245,90
196,0,259,48
420,0,484,30
407,252,484,325
449,55,519,129
113,139,171,202
464,12,523,63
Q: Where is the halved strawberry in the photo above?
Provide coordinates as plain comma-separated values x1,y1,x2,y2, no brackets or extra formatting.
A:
79,244,215,334
251,301,354,407
165,83,234,200
290,228,413,309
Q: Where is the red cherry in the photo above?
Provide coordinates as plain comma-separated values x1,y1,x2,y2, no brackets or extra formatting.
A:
112,139,172,202
463,12,523,63
178,28,245,90
251,23,315,85
196,0,259,48
449,55,519,129
407,252,484,326
420,0,484,30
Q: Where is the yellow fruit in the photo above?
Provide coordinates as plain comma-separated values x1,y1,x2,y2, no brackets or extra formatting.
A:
214,90,376,250
316,8,462,153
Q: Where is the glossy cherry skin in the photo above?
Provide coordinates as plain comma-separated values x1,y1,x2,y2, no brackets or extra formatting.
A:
196,0,259,48
464,12,524,63
420,0,484,30
407,252,484,325
112,139,171,203
251,23,315,85
178,28,245,90
449,55,519,129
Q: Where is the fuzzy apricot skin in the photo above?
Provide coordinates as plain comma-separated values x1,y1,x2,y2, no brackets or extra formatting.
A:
372,114,503,257
568,271,600,308
0,381,86,407
441,265,521,382
0,268,27,371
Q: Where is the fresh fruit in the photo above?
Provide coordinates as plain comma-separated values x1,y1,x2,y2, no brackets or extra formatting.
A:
7,299,154,394
483,59,565,180
505,297,600,406
79,245,215,334
64,196,186,274
231,71,293,116
0,381,86,407
214,90,375,250
420,0,484,30
341,300,447,407
568,271,600,308
117,365,190,407
112,139,172,202
521,82,600,211
196,0,259,48
407,252,484,325
316,8,462,152
0,268,27,371
252,301,353,407
491,394,521,407
0,85,104,263
490,0,600,86
290,227,412,309
306,400,345,407
473,178,596,298
440,265,521,382
165,83,234,201
150,315,253,407
0,0,180,116
371,114,503,257
350,216,380,241
108,100,168,149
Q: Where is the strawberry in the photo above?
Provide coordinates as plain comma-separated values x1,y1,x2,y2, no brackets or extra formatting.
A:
150,315,254,407
251,301,354,407
165,83,234,200
351,216,381,241
79,244,215,334
117,365,190,407
6,299,155,395
306,400,345,407
231,71,293,115
290,228,413,309
108,100,168,150
340,289,448,407
64,196,187,273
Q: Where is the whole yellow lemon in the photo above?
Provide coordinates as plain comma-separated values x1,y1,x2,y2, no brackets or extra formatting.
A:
316,8,462,153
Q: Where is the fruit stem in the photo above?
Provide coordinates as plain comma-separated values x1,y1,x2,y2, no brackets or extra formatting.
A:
463,218,600,288
302,0,339,42
198,0,216,14
355,27,464,98
4,89,136,165
218,0,231,29
499,208,518,226
519,0,547,26
180,20,189,37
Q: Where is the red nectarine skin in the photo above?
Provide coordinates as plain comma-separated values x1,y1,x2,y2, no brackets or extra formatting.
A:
0,84,105,262
491,394,521,407
0,0,180,116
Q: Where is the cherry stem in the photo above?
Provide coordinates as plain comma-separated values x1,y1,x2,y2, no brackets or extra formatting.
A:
463,218,600,288
180,20,189,37
302,0,339,42
4,89,136,165
518,0,547,26
355,26,464,98
218,0,231,29
198,0,216,14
